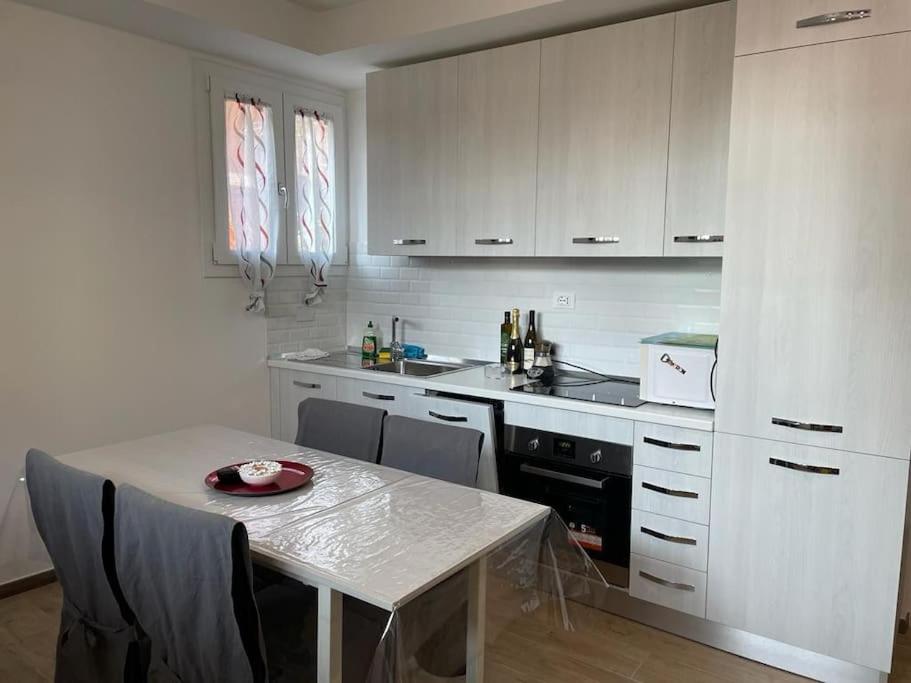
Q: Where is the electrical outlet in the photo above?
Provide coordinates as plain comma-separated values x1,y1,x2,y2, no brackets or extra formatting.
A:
552,292,575,310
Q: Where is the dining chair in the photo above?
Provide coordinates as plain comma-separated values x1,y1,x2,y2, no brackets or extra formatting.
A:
25,449,143,683
380,415,483,487
114,484,273,683
295,398,386,463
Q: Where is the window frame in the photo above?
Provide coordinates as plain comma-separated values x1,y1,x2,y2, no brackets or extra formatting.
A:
194,59,348,278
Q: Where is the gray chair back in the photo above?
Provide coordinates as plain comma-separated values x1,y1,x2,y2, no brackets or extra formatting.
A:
295,398,386,463
25,449,140,683
114,485,267,683
380,415,483,487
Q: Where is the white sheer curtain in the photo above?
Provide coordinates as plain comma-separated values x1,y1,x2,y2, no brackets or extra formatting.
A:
295,109,336,306
225,99,279,312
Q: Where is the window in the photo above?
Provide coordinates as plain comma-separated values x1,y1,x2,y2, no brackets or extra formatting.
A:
200,62,347,278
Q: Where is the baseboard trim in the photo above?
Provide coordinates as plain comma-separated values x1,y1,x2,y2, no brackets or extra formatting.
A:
0,570,56,600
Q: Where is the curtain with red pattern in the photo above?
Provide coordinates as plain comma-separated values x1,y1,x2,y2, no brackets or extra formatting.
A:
225,99,279,312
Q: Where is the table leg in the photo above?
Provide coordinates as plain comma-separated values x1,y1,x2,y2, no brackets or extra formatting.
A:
318,585,342,683
466,556,488,683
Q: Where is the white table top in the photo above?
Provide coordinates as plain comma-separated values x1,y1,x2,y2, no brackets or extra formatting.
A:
61,425,549,611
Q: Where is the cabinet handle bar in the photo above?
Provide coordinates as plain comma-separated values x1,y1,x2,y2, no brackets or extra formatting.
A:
293,381,321,389
673,235,724,243
643,436,700,452
428,411,468,423
772,417,843,433
642,482,699,499
639,570,696,592
363,392,395,401
392,239,426,246
573,236,620,244
640,526,697,546
474,238,513,245
796,9,871,29
769,458,840,476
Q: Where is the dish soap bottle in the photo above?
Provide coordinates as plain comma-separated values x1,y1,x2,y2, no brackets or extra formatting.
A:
361,321,377,364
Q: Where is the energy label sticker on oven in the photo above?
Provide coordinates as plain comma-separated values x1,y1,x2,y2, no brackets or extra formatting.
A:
568,523,603,552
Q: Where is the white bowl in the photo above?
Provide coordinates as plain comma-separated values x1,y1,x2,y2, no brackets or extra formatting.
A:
238,460,282,486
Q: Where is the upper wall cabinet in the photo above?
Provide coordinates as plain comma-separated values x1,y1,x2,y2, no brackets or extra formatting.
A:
367,57,459,256
456,42,541,257
734,0,911,56
535,14,674,257
663,1,735,257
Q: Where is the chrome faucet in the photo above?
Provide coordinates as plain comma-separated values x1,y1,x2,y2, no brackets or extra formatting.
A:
391,316,403,362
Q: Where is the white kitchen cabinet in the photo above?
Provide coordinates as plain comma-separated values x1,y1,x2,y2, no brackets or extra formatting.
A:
715,32,911,460
504,403,634,445
632,465,710,525
633,422,713,478
409,393,499,493
630,509,708,573
535,14,674,257
335,377,417,416
277,370,338,443
366,57,458,256
456,42,540,256
735,0,911,56
663,1,735,257
707,433,908,672
630,554,707,618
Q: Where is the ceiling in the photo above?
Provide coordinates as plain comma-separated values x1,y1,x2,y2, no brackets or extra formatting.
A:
289,0,364,11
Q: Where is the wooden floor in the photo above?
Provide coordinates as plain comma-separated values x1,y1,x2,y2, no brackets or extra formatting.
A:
3,581,911,682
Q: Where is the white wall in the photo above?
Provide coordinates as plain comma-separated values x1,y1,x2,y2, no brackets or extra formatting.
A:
343,89,721,377
0,1,270,584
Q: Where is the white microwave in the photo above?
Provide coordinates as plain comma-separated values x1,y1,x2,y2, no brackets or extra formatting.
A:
639,333,717,410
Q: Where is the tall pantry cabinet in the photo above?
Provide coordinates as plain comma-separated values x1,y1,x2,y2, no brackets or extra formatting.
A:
709,1,911,674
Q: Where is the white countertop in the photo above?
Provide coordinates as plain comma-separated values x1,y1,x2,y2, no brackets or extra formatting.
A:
267,355,714,432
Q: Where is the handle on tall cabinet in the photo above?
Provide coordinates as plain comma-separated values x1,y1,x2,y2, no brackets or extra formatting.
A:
796,9,871,29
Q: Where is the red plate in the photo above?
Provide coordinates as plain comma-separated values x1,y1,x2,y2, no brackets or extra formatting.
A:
204,461,314,497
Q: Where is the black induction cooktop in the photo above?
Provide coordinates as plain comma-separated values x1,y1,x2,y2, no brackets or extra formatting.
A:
511,372,646,407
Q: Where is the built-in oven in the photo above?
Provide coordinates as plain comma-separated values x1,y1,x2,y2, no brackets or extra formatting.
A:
500,425,632,581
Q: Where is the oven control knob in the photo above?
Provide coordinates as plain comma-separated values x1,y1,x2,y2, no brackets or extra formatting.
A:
590,449,603,464
528,438,540,452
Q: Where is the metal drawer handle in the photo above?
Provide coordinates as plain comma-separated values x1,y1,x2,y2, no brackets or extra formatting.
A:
673,235,724,243
392,239,426,246
293,380,321,389
642,482,698,499
640,526,697,546
474,238,513,245
796,9,871,28
769,458,840,476
519,463,608,490
639,570,696,592
643,436,700,452
363,392,395,401
428,411,468,423
772,417,843,433
572,236,620,244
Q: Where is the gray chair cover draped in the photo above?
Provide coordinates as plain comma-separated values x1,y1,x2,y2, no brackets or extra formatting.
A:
25,449,142,683
114,485,268,683
295,398,386,463
380,415,483,487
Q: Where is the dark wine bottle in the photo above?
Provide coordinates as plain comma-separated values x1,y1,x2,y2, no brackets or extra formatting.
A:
499,311,511,364
523,310,538,371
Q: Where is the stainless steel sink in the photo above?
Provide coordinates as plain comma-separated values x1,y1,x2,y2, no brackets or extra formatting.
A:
369,359,469,377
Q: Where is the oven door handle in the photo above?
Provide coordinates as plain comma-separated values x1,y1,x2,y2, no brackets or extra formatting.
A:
519,463,608,490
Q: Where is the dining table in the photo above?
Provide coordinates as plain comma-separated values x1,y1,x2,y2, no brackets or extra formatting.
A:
58,424,551,683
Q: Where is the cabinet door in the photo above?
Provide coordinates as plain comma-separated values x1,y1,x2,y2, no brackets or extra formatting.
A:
278,371,338,443
366,58,458,256
735,0,911,57
707,434,907,671
536,14,674,257
663,2,735,257
409,393,498,493
335,377,416,416
716,34,911,459
457,42,540,256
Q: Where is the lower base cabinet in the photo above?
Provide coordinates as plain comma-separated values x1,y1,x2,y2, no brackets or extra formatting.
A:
276,370,337,443
630,553,707,618
707,433,908,672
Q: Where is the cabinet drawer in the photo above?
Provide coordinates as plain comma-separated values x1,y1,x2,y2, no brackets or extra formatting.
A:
707,434,908,671
278,371,337,443
632,466,710,525
410,393,499,492
634,423,713,478
630,554,706,618
735,0,911,56
631,509,708,572
504,403,633,445
336,377,416,416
